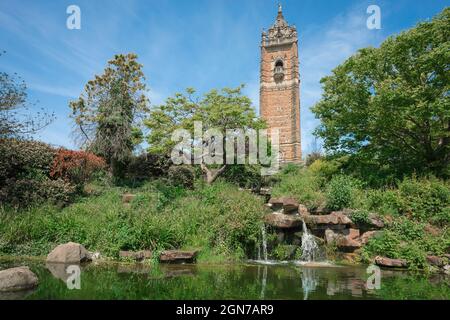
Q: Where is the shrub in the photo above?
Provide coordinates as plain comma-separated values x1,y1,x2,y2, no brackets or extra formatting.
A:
365,189,402,216
350,210,370,225
0,177,76,207
398,176,450,225
167,166,195,189
0,138,55,182
309,158,340,180
326,175,362,210
50,149,106,187
222,165,263,189
271,168,326,210
305,152,322,166
125,153,170,182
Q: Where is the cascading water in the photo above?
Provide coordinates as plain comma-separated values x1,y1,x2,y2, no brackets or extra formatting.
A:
260,225,268,262
300,220,320,262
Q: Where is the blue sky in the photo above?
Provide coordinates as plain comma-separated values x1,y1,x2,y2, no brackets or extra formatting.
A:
0,0,448,153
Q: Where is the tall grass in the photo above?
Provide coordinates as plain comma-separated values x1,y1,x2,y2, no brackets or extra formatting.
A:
0,180,264,262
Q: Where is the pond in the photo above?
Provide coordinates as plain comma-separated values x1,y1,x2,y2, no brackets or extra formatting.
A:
0,259,449,300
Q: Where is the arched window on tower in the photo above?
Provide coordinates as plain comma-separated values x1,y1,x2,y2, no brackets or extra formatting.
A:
274,60,284,83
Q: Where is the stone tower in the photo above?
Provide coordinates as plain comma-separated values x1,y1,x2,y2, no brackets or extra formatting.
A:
260,4,301,163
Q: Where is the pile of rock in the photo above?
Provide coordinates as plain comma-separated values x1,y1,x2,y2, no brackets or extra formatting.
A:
263,197,384,254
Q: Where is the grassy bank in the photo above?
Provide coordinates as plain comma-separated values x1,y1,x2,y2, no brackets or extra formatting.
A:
0,180,264,263
1,162,449,269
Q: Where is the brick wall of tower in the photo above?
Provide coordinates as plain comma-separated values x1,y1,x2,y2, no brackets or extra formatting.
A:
260,43,302,163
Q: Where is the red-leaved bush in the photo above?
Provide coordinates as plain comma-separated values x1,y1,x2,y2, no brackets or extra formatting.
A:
50,149,106,186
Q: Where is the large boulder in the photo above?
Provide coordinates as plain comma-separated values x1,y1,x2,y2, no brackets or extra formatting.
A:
264,213,303,229
0,266,38,292
46,242,92,264
159,250,199,263
375,256,408,268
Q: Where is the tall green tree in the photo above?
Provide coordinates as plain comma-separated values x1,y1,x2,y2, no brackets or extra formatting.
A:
70,53,149,178
312,8,450,181
145,86,265,184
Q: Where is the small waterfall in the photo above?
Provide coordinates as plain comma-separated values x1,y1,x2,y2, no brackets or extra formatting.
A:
300,220,320,262
260,225,268,261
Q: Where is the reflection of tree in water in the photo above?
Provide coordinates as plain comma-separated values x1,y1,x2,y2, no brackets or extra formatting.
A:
301,268,318,300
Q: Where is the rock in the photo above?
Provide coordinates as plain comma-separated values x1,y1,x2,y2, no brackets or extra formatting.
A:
341,253,360,264
46,242,92,264
325,229,338,244
122,193,136,204
336,237,361,252
444,265,450,275
309,205,331,215
325,229,361,252
346,228,360,240
264,213,303,229
359,231,381,245
119,250,152,262
159,250,199,263
268,197,299,213
424,224,441,236
426,255,445,267
0,266,38,292
304,212,353,227
375,256,408,268
298,204,309,216
90,252,101,261
276,231,285,243
367,215,385,229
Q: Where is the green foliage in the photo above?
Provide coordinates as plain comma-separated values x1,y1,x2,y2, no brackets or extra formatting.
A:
70,53,149,179
362,217,449,269
349,210,370,224
0,181,264,262
145,85,266,184
125,153,170,183
0,139,77,206
305,152,322,167
271,167,326,210
397,176,450,225
167,165,195,189
364,188,402,216
308,158,341,180
222,165,263,189
326,175,362,210
312,8,450,180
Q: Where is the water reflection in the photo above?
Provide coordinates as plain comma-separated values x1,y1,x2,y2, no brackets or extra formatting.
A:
300,268,318,300
0,258,448,300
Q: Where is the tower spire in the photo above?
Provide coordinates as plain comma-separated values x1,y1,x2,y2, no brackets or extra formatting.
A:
275,2,287,27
